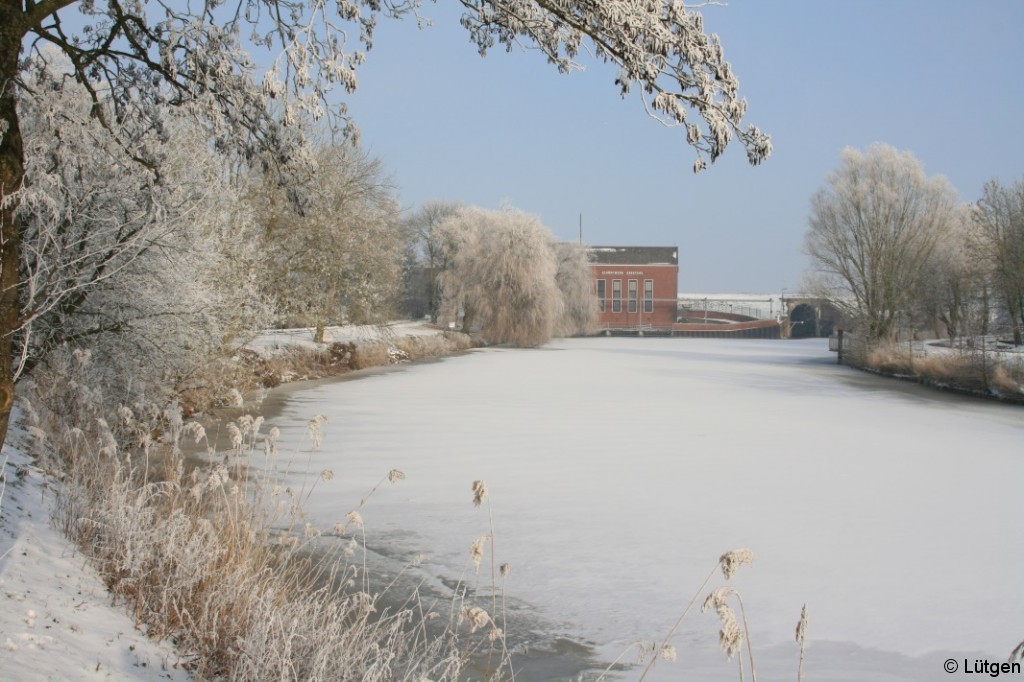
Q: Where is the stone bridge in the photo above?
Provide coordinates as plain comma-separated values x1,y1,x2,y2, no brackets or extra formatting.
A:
597,296,842,339
780,297,843,338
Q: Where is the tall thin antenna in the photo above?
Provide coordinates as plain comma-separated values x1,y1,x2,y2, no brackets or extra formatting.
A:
579,213,583,245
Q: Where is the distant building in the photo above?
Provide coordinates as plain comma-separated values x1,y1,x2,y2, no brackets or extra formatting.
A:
589,246,679,331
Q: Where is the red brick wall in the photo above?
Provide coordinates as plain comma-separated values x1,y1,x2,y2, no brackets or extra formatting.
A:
591,263,678,329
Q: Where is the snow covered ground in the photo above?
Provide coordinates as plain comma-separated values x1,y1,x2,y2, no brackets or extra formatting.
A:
257,337,1024,681
0,429,189,682
244,320,445,355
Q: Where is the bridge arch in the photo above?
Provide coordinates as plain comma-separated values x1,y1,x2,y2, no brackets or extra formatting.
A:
790,303,818,338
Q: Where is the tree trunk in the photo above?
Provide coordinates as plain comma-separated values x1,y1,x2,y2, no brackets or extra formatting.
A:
0,17,25,453
981,286,990,337
427,263,438,323
461,304,475,335
1015,294,1023,346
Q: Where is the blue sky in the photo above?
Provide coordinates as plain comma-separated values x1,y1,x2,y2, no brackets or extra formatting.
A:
342,1,1024,293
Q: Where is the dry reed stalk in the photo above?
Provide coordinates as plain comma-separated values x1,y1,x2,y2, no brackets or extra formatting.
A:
1010,639,1024,665
631,548,756,681
465,478,512,680
735,592,757,681
719,548,755,580
795,604,809,682
991,363,1023,393
702,588,744,660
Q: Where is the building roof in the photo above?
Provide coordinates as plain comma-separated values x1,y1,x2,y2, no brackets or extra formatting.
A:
587,246,678,266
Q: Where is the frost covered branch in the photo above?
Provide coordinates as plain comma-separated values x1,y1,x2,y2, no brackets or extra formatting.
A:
457,0,771,168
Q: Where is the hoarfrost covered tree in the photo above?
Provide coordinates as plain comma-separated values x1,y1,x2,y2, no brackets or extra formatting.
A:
439,206,562,347
404,200,464,323
552,240,597,337
912,205,993,345
256,144,403,342
970,178,1024,345
434,209,482,333
804,144,958,343
0,0,770,450
16,59,269,395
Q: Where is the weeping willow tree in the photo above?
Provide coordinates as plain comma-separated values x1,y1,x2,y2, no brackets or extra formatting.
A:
437,206,563,347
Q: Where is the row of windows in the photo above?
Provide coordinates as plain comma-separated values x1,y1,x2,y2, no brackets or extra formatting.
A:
595,279,654,313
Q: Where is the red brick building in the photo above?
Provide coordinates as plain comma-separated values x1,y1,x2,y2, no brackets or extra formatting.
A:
589,246,678,331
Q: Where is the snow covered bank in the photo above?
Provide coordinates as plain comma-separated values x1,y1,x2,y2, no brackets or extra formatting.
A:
178,321,474,414
0,424,189,682
244,321,454,356
238,321,474,386
0,322,471,682
4,341,500,682
845,337,1024,405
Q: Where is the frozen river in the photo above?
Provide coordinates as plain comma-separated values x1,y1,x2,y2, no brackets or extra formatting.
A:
258,337,1024,681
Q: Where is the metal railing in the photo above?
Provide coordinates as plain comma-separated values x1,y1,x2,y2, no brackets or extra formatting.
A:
677,298,770,320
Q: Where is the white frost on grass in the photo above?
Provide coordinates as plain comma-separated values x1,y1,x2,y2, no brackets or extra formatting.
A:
264,337,1024,681
0,424,189,682
245,320,445,357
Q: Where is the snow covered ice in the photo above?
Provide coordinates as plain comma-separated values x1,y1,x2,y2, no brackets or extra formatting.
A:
261,337,1024,681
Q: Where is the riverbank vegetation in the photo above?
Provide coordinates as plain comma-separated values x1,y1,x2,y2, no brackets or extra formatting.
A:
804,145,1024,400
19,347,510,680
